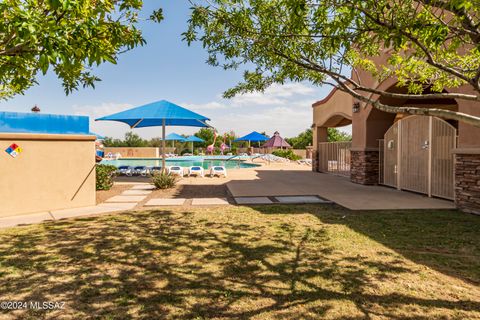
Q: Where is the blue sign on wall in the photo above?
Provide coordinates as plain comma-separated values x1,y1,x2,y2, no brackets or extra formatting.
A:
0,112,90,135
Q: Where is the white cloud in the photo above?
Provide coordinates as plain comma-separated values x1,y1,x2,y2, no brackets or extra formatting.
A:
265,83,316,97
210,106,312,138
183,101,227,111
72,102,132,118
229,83,316,106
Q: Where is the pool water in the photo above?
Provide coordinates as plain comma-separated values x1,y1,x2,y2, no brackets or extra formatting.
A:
101,156,260,170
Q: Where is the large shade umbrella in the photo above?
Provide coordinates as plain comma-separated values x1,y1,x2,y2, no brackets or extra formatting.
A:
96,100,210,170
185,135,205,153
234,131,268,147
163,132,186,148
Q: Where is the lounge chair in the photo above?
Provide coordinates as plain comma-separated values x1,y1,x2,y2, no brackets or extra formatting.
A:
168,166,184,176
188,166,205,177
262,154,290,163
117,166,133,176
133,166,148,176
148,166,162,175
297,159,312,165
210,166,227,177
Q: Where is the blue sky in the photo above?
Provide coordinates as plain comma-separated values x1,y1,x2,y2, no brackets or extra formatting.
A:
0,1,337,139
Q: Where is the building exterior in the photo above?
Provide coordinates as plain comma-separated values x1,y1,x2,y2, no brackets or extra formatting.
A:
0,112,96,217
312,65,480,214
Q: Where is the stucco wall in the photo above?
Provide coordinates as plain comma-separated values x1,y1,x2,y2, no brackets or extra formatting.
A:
104,147,162,158
312,88,353,155
312,88,353,129
0,133,96,217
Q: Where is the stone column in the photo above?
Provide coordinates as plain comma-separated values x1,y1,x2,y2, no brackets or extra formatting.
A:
454,150,480,214
350,148,379,185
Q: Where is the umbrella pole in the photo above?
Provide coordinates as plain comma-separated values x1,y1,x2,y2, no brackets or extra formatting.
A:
162,119,166,173
191,141,194,154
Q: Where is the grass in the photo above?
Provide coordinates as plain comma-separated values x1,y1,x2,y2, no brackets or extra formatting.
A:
0,205,479,319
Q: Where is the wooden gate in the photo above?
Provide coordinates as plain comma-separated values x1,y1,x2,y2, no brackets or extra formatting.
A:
382,116,456,200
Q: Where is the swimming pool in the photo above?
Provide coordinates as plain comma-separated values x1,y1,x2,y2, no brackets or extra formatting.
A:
101,155,260,169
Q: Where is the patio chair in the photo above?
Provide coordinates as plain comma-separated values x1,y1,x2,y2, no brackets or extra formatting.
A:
297,158,311,165
188,166,205,177
117,166,133,176
148,166,163,175
168,166,185,176
210,166,227,177
133,166,148,176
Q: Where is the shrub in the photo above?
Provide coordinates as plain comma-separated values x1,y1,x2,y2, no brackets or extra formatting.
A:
152,172,178,189
272,149,302,161
96,164,118,190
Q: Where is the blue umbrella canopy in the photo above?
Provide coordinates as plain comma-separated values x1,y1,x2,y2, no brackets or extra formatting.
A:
185,135,205,153
163,133,186,141
95,100,210,170
185,135,205,142
95,100,210,128
234,131,268,142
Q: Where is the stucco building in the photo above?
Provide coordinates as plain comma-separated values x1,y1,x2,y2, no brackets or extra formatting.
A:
312,64,480,214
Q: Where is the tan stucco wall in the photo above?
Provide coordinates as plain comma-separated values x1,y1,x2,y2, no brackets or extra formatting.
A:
312,88,353,128
104,147,161,158
0,133,96,217
452,86,480,148
312,88,353,151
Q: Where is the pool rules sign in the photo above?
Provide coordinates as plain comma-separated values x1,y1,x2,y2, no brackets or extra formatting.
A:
5,143,22,158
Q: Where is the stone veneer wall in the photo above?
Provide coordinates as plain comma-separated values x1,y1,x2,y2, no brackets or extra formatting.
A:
312,150,319,172
350,150,379,185
455,153,480,214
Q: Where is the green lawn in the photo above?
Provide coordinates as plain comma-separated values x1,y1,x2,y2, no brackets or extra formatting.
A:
0,205,479,319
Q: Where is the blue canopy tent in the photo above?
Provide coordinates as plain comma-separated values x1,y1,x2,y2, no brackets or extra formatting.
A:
185,135,205,153
163,133,186,141
163,132,186,148
96,100,210,170
234,131,268,147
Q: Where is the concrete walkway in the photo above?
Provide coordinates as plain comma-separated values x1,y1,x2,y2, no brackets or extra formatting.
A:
227,169,455,210
0,203,137,229
0,184,154,229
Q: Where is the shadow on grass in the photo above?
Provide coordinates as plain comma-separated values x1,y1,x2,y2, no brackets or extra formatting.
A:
251,204,480,285
0,206,478,319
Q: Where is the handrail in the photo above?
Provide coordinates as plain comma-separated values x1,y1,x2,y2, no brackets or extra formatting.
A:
226,155,240,161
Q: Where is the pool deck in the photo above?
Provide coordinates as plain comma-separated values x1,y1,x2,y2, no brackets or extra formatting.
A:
224,163,454,210
122,161,454,210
